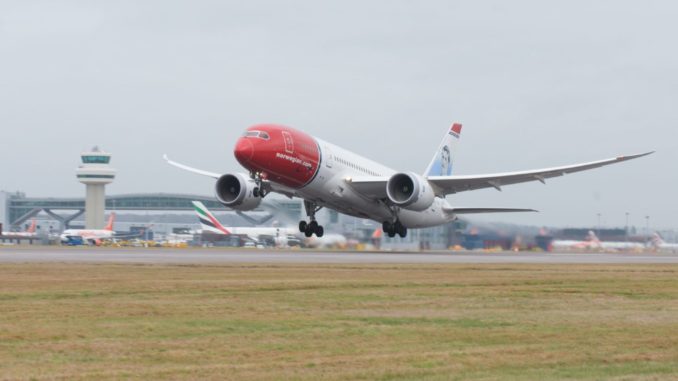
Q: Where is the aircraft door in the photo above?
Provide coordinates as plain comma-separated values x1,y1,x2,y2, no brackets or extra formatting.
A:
324,145,333,169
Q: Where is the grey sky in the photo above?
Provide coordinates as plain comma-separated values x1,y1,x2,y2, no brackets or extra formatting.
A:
1,1,676,229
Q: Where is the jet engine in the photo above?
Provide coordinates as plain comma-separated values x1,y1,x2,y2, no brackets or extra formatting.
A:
215,173,262,211
386,172,435,211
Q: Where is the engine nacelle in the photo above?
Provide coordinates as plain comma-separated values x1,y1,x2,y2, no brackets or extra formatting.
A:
215,173,262,211
386,172,435,211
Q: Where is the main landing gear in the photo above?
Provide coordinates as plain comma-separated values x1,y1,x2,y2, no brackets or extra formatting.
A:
383,220,407,238
299,200,324,238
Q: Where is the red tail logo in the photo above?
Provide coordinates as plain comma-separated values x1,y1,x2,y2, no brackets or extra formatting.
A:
105,213,116,231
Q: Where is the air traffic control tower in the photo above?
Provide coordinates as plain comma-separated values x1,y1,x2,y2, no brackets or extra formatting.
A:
76,147,116,229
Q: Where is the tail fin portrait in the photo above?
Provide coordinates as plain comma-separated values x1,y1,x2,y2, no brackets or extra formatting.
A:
424,123,462,177
104,213,116,231
192,201,231,235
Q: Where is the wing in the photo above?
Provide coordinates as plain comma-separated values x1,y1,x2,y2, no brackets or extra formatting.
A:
427,152,653,196
164,154,221,179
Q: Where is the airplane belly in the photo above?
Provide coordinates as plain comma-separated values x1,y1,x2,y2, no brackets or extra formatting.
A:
300,168,391,222
398,199,450,228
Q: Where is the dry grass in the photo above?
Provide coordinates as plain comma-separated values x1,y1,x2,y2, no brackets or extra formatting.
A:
0,263,677,380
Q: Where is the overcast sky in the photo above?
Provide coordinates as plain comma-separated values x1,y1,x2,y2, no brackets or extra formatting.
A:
1,1,676,229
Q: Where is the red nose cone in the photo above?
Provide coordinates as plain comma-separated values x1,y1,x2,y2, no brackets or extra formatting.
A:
234,138,254,164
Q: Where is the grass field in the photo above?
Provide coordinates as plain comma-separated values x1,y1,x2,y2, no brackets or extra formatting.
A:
0,263,677,380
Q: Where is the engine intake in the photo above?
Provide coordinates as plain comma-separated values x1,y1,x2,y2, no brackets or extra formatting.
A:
386,172,435,211
215,173,262,211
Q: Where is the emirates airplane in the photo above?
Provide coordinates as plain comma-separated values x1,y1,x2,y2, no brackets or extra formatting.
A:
165,123,651,238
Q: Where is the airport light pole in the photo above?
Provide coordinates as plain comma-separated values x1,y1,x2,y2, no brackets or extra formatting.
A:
645,215,650,244
597,213,602,237
625,212,630,243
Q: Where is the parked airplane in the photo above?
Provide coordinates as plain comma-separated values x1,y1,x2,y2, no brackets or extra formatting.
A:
192,201,299,247
166,123,651,238
551,230,646,252
60,214,116,245
550,231,601,251
592,232,645,252
651,233,678,253
1,219,38,237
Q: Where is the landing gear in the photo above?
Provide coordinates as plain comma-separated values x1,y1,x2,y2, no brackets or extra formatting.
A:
383,220,407,238
299,201,325,237
251,172,267,198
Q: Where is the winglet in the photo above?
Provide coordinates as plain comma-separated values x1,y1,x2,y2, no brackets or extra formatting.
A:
615,151,655,161
164,155,221,179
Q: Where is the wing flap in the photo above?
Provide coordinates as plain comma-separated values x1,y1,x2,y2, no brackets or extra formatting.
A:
428,151,653,196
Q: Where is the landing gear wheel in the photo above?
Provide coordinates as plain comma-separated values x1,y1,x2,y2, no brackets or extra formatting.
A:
309,220,318,231
383,220,407,238
316,226,324,238
304,227,314,238
299,221,308,233
396,222,408,238
383,221,392,234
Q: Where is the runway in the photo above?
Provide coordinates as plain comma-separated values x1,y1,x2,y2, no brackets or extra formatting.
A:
1,246,677,264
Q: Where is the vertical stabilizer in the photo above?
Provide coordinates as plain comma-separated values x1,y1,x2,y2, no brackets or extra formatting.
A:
104,213,115,231
27,219,37,233
192,201,231,235
424,123,462,177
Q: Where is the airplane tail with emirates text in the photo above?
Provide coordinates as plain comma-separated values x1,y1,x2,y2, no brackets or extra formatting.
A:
424,123,462,177
192,201,232,235
104,213,116,231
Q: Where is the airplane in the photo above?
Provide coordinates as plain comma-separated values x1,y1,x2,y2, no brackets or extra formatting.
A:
165,123,652,239
1,219,38,237
60,214,116,245
551,230,646,252
2,219,38,238
192,201,300,247
591,232,646,252
651,233,678,253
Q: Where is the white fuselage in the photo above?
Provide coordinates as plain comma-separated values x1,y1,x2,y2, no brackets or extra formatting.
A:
291,139,454,229
61,229,114,243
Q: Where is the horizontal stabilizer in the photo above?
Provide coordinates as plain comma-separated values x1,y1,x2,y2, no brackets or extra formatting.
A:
444,207,538,214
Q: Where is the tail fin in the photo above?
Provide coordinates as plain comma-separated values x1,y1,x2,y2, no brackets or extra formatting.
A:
192,201,231,235
104,213,115,231
587,230,601,244
27,219,37,233
651,232,665,247
424,123,462,177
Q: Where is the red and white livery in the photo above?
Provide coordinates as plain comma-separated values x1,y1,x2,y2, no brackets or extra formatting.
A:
166,123,652,238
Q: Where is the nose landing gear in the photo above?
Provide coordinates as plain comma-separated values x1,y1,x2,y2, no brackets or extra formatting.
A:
299,200,325,237
251,172,267,198
383,220,407,238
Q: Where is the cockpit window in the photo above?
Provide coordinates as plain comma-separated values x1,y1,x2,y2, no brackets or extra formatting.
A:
243,131,270,140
